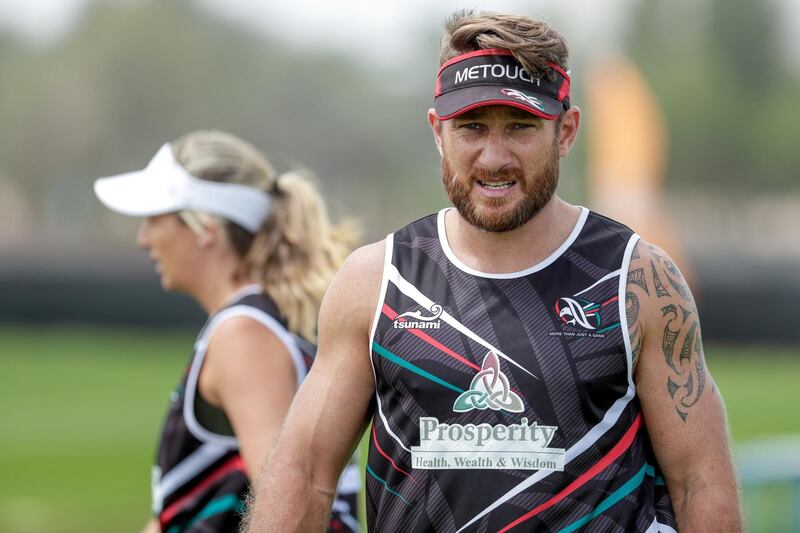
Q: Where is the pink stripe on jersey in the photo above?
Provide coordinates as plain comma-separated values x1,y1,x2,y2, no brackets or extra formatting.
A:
498,414,642,533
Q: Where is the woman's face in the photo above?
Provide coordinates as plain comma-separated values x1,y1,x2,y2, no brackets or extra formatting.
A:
136,213,202,292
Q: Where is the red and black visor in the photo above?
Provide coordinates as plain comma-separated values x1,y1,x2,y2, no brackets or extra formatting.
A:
434,49,570,120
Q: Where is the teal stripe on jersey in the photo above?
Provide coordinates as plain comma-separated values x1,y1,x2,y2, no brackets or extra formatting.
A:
366,464,412,507
165,493,244,533
373,342,464,394
555,464,652,533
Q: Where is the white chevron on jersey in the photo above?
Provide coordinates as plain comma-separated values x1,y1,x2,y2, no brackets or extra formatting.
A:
386,262,538,380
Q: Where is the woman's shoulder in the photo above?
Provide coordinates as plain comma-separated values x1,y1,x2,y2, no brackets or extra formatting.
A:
200,314,295,403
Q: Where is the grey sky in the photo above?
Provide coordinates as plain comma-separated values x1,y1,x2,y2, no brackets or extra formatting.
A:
0,0,636,61
1,0,797,68
190,0,629,62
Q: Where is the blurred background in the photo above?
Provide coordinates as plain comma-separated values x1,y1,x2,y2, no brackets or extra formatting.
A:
1,0,798,531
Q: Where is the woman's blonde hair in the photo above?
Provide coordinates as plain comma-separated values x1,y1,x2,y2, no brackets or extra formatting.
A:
171,130,358,341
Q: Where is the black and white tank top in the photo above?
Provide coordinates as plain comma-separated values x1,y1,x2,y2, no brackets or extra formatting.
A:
367,208,676,532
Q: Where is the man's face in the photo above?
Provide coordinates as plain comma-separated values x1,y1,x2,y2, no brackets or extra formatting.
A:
435,105,561,233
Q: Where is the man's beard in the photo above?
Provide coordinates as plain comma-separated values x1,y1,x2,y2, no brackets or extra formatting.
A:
441,140,560,233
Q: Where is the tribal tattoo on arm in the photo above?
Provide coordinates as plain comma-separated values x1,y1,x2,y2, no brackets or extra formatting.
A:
626,241,709,422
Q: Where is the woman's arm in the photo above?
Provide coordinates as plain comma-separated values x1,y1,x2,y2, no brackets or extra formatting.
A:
243,242,384,531
198,313,298,477
141,518,160,533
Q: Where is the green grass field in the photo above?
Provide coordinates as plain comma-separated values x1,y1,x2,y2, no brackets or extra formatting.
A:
1,326,798,532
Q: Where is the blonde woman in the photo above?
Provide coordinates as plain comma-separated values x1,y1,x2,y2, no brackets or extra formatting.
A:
94,131,360,532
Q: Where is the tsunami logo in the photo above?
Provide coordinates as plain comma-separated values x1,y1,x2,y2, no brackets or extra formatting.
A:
393,303,443,330
453,351,524,413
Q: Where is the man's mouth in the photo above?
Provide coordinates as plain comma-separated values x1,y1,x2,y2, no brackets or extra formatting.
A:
478,180,516,190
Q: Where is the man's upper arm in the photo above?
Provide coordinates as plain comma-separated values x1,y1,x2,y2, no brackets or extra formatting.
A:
273,240,385,488
627,239,739,502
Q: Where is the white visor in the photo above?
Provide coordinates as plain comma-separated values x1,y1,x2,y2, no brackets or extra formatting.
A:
94,143,272,233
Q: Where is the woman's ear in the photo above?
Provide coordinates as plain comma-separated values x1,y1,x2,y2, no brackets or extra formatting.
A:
194,222,219,248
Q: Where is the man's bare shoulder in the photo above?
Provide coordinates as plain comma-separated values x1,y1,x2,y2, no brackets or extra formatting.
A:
627,240,695,322
341,239,386,279
330,239,386,298
319,239,387,336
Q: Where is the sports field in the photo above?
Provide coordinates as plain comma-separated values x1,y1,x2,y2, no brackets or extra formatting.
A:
1,326,798,532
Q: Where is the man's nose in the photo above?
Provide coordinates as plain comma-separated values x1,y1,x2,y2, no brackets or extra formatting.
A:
475,131,514,173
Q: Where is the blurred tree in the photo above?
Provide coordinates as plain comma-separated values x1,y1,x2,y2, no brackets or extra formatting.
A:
709,0,780,91
626,0,800,193
0,0,445,245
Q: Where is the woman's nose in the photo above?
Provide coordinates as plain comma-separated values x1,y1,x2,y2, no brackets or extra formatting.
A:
136,220,150,250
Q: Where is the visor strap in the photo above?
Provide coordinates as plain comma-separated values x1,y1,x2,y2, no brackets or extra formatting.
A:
558,79,570,109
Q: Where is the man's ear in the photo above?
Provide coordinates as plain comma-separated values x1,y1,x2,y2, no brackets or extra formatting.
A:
427,108,443,156
557,106,581,158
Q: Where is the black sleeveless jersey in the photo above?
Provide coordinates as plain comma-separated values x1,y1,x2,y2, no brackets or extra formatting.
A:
152,285,360,533
367,208,677,532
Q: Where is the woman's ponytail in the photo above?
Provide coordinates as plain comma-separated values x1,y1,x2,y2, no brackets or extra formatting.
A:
245,171,358,341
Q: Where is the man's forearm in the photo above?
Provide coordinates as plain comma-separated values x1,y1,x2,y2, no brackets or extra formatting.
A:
242,459,335,532
671,477,744,533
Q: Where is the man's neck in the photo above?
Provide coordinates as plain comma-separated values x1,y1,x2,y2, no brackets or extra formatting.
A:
443,196,582,275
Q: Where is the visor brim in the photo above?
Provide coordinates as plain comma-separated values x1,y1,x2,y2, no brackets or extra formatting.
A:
434,85,563,120
94,171,183,217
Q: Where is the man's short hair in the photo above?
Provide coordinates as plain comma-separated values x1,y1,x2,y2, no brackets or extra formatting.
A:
439,10,570,83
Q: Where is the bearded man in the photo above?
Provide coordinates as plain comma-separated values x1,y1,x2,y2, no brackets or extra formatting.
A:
244,10,742,533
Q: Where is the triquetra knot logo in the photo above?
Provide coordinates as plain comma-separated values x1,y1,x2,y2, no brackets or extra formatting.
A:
453,351,524,413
